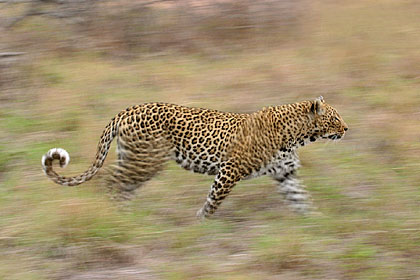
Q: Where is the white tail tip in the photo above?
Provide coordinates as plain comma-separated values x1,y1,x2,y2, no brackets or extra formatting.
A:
42,148,70,169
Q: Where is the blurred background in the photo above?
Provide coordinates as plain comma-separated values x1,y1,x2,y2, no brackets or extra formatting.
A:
1,0,419,279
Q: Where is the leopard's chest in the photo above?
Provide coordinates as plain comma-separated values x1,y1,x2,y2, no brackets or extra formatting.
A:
243,150,300,179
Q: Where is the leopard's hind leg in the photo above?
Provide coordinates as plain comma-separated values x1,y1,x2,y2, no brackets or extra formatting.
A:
105,132,172,201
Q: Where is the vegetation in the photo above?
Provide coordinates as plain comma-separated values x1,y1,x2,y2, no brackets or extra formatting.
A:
0,0,419,279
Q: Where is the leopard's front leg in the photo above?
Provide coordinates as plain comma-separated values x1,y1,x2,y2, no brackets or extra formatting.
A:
197,161,240,219
272,163,313,215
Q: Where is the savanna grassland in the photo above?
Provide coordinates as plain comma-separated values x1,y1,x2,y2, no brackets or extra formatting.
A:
1,0,420,279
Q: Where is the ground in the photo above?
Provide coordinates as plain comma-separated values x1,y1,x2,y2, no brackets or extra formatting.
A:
0,0,420,279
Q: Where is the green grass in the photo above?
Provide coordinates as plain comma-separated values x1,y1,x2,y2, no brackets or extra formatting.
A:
1,0,420,279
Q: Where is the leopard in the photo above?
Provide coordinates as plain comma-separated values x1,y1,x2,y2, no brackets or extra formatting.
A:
42,96,348,219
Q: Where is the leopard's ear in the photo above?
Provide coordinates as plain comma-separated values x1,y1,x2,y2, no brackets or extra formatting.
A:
311,96,325,115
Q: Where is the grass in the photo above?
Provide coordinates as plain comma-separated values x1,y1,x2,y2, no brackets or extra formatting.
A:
1,0,420,279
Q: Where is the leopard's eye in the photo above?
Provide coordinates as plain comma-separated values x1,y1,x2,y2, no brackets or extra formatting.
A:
334,117,340,122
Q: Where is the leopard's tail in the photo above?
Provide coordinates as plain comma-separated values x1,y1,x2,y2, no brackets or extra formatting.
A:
42,116,119,186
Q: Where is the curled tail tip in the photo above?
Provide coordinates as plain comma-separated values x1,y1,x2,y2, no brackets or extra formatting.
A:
42,148,70,170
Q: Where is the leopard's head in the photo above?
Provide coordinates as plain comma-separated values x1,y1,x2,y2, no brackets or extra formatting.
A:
310,96,348,140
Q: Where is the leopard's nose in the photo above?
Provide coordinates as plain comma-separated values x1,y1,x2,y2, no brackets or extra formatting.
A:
344,127,348,131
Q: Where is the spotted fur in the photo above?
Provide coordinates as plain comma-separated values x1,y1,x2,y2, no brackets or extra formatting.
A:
42,97,348,219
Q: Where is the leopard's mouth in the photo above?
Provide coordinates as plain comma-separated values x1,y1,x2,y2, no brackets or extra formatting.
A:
322,133,344,141
328,134,342,140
